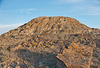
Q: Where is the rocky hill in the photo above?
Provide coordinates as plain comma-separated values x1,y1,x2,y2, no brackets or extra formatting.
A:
0,16,100,68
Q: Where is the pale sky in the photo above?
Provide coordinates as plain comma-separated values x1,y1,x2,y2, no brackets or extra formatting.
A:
0,0,100,35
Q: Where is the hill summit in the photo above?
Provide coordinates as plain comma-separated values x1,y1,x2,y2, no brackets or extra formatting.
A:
0,16,91,46
18,16,89,35
1,16,90,35
10,16,90,35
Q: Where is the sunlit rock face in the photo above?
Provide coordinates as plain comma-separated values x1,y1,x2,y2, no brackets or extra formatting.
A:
57,42,93,68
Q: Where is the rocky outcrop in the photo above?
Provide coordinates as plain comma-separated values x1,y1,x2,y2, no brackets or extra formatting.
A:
0,16,99,68
56,42,93,68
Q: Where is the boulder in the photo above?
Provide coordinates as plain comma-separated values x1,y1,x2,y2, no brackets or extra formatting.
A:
56,42,93,68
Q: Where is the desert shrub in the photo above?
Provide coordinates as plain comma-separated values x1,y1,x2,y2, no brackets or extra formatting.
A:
28,64,34,68
32,43,38,47
7,47,10,51
74,34,81,36
92,28,95,30
0,45,6,50
1,56,8,62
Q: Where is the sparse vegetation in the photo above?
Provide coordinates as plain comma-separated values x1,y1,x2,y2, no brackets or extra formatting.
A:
1,56,8,62
0,17,99,68
32,43,38,47
74,34,81,36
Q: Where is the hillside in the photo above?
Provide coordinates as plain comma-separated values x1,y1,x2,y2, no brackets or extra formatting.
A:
0,16,100,68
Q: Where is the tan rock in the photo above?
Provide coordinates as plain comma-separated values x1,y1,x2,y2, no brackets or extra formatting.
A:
10,45,23,51
15,66,20,68
8,66,11,68
56,42,93,68
3,65,7,68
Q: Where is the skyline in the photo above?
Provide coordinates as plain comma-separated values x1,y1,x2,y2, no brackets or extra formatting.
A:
0,0,100,35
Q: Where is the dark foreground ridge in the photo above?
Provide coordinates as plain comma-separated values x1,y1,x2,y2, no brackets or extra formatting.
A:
0,16,100,68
